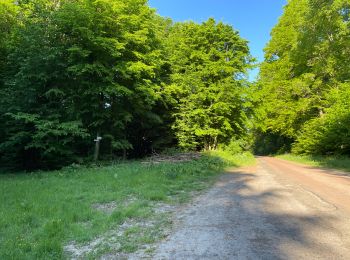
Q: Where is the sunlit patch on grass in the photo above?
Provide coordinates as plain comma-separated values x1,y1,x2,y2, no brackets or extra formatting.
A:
277,154,350,173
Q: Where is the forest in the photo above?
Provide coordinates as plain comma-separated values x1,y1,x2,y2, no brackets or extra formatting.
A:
0,0,349,171
256,0,350,156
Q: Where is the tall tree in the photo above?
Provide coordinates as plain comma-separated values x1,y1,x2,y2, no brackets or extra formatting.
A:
0,0,21,167
165,18,253,150
257,0,310,139
0,0,171,169
257,0,350,155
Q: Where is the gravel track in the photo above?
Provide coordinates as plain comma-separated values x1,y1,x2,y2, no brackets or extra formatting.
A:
152,157,350,259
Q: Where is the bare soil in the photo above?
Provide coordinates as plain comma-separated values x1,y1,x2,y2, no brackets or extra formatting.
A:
142,153,201,164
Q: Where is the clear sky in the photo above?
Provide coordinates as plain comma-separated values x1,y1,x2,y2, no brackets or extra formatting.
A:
148,0,287,81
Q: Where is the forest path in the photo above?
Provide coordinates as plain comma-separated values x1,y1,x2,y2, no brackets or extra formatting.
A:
152,157,350,259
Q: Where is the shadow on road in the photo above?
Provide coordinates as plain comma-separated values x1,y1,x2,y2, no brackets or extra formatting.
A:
218,168,344,258
155,165,350,259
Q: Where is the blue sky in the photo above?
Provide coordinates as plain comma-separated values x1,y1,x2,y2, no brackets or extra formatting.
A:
148,0,287,81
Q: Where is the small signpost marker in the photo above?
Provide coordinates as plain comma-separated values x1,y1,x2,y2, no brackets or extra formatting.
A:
94,135,102,161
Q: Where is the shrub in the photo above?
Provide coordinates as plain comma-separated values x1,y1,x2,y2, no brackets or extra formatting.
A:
293,84,350,155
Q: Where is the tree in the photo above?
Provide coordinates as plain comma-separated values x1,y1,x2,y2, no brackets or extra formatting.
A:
0,0,21,157
257,0,310,139
165,18,253,150
0,1,255,170
1,0,90,169
0,0,171,169
256,0,350,155
293,83,350,155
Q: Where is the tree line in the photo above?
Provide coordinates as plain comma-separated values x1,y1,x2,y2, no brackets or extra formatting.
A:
254,0,350,156
0,0,253,170
2,0,348,171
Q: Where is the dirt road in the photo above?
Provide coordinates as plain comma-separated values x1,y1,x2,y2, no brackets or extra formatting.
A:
153,157,350,259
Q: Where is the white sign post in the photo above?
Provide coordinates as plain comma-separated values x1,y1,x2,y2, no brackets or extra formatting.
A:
94,135,102,161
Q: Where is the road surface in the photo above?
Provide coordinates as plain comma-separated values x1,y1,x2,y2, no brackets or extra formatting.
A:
153,157,350,259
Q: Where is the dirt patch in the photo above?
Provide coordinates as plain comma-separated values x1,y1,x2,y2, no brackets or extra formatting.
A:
100,244,155,260
142,153,201,164
92,202,117,215
64,220,151,259
64,237,108,259
152,202,177,214
65,201,179,259
92,197,137,215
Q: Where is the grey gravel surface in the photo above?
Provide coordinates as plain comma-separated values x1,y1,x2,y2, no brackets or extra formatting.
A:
152,157,350,260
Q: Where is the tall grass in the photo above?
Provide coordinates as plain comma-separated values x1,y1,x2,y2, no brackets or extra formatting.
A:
208,150,256,167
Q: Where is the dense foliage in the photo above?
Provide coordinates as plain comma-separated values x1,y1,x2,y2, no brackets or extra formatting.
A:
164,19,253,150
0,0,252,170
255,0,350,156
4,0,346,169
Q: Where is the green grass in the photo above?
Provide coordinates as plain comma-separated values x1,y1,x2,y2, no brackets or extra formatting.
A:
0,152,254,259
276,154,350,173
209,150,256,167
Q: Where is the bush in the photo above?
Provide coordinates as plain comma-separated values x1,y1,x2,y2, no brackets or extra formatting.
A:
221,138,250,155
293,84,350,155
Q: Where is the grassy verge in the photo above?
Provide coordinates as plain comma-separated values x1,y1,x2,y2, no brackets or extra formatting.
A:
0,152,254,259
276,154,350,173
208,150,256,167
